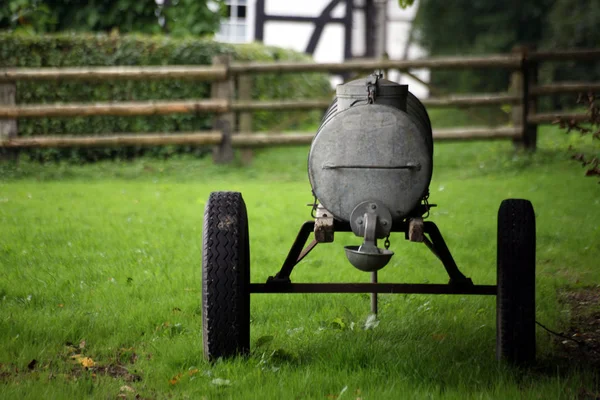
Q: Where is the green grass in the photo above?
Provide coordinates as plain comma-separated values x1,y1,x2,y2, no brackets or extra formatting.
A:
0,126,599,399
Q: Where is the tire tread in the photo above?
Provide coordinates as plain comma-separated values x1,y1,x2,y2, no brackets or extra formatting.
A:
202,191,250,360
497,198,536,364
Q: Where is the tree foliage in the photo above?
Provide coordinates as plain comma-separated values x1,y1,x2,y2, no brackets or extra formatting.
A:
0,0,224,36
414,0,553,93
540,0,600,88
556,93,600,180
414,0,600,96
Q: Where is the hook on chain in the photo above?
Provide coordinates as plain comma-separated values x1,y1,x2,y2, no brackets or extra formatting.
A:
366,70,382,104
310,193,318,218
422,191,431,219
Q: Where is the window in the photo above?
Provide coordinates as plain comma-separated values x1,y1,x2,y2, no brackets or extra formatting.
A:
216,0,248,43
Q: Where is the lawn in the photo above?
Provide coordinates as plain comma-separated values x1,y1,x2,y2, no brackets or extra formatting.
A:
0,126,599,399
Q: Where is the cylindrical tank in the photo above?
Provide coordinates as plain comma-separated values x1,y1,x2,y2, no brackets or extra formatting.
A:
308,74,433,223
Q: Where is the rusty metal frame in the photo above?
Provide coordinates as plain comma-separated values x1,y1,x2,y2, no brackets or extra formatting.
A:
255,220,494,295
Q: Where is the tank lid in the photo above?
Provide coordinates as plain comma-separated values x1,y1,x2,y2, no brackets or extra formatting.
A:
337,76,408,98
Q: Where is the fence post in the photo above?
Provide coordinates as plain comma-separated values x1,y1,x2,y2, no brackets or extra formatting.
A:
238,74,253,163
211,55,234,163
524,46,538,151
510,45,537,151
0,83,18,161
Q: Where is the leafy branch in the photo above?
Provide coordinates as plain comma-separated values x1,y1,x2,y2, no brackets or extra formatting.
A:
554,93,600,181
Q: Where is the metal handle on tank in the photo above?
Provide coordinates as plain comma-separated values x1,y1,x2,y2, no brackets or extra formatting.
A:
322,162,421,171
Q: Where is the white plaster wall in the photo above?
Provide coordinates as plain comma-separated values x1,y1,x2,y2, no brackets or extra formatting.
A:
237,0,429,96
385,0,429,98
264,0,346,18
259,1,347,65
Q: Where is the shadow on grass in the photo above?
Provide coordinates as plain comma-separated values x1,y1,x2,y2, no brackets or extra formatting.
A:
248,311,600,395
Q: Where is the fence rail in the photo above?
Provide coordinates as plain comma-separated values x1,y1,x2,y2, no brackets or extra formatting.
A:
0,94,526,119
0,65,227,83
527,49,600,62
527,112,591,124
0,47,599,162
1,127,521,149
530,82,600,96
0,54,523,83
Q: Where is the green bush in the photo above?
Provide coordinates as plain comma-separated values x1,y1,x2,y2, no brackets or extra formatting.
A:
233,42,333,132
0,33,331,161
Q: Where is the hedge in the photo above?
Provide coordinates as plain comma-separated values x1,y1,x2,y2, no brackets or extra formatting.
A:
0,33,331,161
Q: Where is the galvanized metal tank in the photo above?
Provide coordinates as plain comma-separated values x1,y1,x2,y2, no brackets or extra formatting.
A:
308,73,433,225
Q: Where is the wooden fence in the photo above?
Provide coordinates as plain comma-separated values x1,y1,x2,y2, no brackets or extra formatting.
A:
1,47,599,162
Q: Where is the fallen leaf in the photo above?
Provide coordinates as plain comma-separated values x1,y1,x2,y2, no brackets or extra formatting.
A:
81,357,95,368
169,373,182,385
331,317,346,330
432,333,447,342
211,378,231,387
188,369,199,376
120,385,135,393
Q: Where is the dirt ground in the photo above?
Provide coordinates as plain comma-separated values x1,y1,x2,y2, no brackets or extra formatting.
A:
544,286,600,399
555,287,600,367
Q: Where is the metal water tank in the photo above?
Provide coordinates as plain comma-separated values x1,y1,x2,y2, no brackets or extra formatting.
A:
308,73,433,227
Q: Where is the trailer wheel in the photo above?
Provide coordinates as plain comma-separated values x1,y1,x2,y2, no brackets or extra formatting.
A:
496,199,536,364
202,191,250,360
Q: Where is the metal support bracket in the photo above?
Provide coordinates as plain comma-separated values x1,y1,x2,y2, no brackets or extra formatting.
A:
423,221,473,285
267,221,315,284
314,204,334,243
267,219,473,287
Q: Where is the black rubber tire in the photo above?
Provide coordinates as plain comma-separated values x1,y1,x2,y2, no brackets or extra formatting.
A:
496,199,536,364
202,191,250,360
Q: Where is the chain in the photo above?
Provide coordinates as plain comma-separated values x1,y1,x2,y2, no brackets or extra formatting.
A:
367,84,376,104
384,235,391,250
310,193,318,218
366,71,382,104
422,191,430,219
